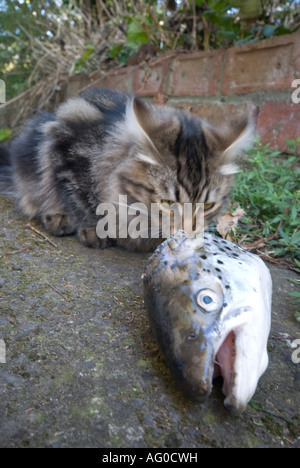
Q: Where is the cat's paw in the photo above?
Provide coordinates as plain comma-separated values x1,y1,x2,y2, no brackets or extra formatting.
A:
42,214,75,236
77,226,115,249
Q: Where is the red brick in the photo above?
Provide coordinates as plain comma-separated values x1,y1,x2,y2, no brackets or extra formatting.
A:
222,32,300,95
104,67,133,93
257,100,300,153
84,74,108,90
184,101,257,127
168,50,224,96
67,71,108,96
133,57,170,96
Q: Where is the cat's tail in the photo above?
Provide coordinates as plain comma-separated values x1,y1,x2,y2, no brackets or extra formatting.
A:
0,143,14,196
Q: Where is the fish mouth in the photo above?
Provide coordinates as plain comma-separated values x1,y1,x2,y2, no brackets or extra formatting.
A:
177,329,244,413
214,330,236,403
213,329,249,415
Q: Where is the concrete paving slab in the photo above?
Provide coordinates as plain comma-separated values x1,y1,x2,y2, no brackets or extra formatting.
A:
0,195,299,448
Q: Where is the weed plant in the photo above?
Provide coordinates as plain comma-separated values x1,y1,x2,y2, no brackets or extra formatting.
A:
232,137,300,261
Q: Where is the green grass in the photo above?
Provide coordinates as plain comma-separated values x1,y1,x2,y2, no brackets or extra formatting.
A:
232,137,300,261
231,137,300,320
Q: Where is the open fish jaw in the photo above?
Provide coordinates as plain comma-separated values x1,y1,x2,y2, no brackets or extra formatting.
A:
143,232,272,414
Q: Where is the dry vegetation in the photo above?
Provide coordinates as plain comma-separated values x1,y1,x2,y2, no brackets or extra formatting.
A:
1,0,299,128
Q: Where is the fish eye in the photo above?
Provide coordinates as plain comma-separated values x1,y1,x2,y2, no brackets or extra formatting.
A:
196,289,221,312
204,202,215,211
203,295,213,304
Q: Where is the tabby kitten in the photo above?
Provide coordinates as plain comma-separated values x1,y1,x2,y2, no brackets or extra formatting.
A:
0,88,252,252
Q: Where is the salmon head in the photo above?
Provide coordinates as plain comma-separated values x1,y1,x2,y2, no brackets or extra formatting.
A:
143,231,272,415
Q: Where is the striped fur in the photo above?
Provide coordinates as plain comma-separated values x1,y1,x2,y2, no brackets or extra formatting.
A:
0,88,253,251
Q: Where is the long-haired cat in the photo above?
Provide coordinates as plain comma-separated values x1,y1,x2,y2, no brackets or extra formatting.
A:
0,88,253,252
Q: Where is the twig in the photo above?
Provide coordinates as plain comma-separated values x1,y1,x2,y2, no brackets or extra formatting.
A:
46,282,71,302
201,14,210,51
26,223,58,248
255,251,281,264
242,219,284,250
5,247,30,255
191,0,198,50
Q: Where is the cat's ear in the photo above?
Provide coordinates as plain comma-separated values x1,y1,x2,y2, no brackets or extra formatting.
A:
205,116,255,175
132,97,157,136
220,117,255,175
222,117,254,160
125,97,159,159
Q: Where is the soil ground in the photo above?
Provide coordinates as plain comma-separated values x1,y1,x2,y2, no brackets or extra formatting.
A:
0,195,299,448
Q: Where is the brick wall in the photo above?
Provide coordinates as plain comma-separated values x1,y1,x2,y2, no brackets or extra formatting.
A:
1,32,300,153
68,31,300,154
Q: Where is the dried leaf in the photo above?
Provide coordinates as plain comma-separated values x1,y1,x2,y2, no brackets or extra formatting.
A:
216,208,246,242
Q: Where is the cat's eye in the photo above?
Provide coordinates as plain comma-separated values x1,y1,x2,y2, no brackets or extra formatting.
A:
204,202,215,211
